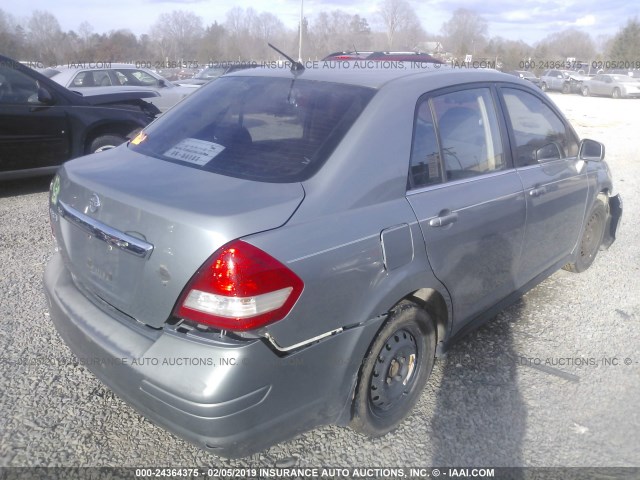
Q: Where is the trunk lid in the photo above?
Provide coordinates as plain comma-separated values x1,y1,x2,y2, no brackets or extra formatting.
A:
52,147,304,328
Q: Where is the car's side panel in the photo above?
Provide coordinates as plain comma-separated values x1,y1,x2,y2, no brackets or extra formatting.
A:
0,104,70,171
247,199,451,349
515,161,588,282
498,86,589,284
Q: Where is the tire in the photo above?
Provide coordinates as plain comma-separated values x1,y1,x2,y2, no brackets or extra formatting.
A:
582,86,590,97
541,83,548,92
562,82,570,94
350,300,436,437
612,88,621,99
88,134,126,153
564,198,607,273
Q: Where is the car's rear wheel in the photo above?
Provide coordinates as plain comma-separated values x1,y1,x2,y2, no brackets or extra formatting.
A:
562,82,570,94
89,134,126,153
582,86,590,97
612,88,621,99
541,83,548,92
350,300,436,437
564,198,607,273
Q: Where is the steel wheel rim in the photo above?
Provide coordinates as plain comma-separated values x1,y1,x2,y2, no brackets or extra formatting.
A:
369,328,419,416
580,210,602,261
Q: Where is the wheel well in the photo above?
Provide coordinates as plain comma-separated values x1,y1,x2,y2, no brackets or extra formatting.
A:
403,288,449,346
84,123,139,152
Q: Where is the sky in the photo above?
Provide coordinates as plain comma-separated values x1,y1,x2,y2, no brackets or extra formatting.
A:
4,0,639,46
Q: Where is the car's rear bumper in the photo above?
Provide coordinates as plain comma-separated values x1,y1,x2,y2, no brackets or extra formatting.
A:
44,252,378,457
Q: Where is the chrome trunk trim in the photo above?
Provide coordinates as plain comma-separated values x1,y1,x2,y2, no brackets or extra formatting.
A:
57,200,154,259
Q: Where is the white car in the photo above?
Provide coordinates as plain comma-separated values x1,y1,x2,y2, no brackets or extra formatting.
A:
48,64,195,112
581,74,640,98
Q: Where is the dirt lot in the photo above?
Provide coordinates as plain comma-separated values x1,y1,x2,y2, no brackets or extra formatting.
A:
0,92,638,468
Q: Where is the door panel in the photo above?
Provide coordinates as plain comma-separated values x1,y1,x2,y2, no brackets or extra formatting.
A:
500,87,588,285
407,87,526,330
0,65,70,172
408,173,526,329
516,161,587,281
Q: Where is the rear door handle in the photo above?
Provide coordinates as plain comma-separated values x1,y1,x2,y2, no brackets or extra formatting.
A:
429,212,458,228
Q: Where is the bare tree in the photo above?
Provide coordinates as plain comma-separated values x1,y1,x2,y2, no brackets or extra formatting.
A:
377,0,418,49
199,22,226,61
150,10,204,60
441,8,488,57
535,28,595,61
77,21,95,56
0,9,22,58
486,36,533,70
608,18,640,62
223,7,256,59
28,10,63,64
254,12,286,59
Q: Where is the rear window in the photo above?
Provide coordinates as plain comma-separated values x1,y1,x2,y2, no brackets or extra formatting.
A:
130,76,375,182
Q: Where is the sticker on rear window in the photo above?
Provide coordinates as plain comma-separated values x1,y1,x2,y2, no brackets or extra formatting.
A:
163,138,225,166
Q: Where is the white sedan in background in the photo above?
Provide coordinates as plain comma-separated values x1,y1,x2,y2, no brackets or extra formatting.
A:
48,64,195,112
581,74,640,98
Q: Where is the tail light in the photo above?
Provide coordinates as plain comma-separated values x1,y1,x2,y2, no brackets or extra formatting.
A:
173,240,303,331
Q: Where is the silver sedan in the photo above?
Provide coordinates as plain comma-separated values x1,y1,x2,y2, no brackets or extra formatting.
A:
44,65,621,458
581,74,640,98
48,64,195,112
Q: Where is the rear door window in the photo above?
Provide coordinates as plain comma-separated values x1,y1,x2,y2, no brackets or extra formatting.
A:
408,87,506,189
432,88,506,181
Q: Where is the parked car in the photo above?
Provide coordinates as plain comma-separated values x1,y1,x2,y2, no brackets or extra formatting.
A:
45,65,621,457
508,70,541,87
540,69,589,93
607,68,640,79
0,55,159,180
48,64,194,112
323,51,442,63
581,74,640,98
175,62,259,87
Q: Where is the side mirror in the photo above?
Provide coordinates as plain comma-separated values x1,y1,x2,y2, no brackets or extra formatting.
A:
579,139,605,161
37,87,55,105
535,143,562,162
158,79,167,88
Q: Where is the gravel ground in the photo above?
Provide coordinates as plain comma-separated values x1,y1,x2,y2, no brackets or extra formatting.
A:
0,92,638,469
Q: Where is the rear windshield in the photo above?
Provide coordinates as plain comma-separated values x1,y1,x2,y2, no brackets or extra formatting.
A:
130,75,375,182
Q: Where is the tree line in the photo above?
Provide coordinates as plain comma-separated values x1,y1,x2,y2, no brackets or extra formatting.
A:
1,0,639,71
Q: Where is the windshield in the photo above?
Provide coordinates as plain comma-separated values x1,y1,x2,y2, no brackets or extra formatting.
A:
130,75,375,182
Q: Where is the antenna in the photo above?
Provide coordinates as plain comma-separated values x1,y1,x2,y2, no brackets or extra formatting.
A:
268,43,305,72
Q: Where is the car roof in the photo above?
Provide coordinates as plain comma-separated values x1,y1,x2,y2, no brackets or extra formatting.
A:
53,64,152,71
49,64,165,86
224,64,518,90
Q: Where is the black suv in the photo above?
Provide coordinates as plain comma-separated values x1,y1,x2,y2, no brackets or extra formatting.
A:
0,55,160,180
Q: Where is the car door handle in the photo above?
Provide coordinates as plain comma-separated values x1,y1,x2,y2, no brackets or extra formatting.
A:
529,186,547,197
429,212,458,227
